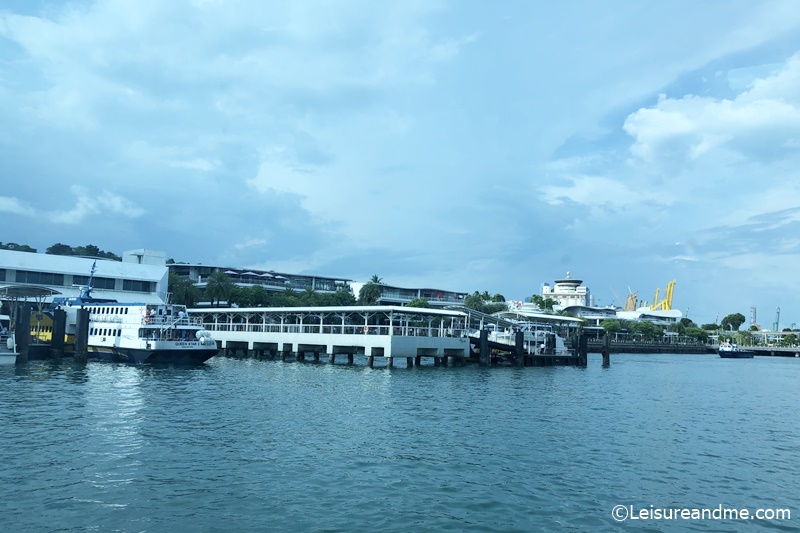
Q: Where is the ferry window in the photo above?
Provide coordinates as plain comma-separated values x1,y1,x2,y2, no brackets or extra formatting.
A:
125,308,128,314
0,269,5,281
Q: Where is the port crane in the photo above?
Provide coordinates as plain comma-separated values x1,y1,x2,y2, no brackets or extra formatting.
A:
649,280,676,311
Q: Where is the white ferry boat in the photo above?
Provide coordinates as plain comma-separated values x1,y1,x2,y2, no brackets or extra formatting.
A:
47,264,218,365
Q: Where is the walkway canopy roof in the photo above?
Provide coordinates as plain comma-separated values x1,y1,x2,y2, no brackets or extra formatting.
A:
0,284,62,300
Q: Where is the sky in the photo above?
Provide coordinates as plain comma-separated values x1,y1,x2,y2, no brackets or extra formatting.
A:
1,0,800,327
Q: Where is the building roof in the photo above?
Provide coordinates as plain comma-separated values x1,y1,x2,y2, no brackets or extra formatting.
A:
0,249,166,281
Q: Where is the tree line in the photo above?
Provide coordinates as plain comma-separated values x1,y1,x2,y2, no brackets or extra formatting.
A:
1,242,121,261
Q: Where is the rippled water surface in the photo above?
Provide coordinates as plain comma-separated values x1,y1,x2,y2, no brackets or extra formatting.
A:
1,354,797,532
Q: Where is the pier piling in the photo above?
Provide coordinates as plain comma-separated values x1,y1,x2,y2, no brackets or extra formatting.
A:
15,304,32,365
74,308,89,364
515,331,525,367
479,329,490,366
50,308,66,359
602,334,610,366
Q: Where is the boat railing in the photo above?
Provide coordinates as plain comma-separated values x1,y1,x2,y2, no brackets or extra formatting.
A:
142,315,199,327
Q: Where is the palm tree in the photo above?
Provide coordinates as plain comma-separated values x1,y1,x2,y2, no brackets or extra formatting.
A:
358,282,382,305
169,272,200,307
370,274,383,284
204,272,235,307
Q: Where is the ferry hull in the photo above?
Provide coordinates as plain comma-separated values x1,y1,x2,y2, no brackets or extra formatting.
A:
719,351,754,359
86,346,218,365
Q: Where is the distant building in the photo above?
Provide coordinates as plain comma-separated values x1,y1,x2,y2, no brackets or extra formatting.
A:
360,282,467,309
538,272,681,328
167,263,352,296
0,248,168,305
542,272,592,308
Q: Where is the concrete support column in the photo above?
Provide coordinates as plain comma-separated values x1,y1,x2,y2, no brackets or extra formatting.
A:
415,355,422,367
367,355,374,368
447,356,455,367
602,334,610,366
51,308,66,358
313,352,320,362
515,331,525,367
15,304,32,365
386,356,393,368
479,329,490,366
434,356,441,367
73,308,90,364
407,356,414,368
329,353,336,364
347,354,354,364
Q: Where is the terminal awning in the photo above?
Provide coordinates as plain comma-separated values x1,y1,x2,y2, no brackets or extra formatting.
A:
0,284,62,300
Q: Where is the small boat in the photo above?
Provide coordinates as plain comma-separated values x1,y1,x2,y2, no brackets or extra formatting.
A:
718,342,754,358
43,262,218,365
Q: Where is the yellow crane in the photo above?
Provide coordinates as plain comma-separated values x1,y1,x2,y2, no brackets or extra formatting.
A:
649,280,676,311
624,291,638,311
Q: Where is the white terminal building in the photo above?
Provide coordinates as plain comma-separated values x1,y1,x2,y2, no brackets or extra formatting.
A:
542,272,593,308
0,248,169,305
537,272,681,328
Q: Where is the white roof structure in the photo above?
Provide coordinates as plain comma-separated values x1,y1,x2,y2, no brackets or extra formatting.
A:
0,249,169,305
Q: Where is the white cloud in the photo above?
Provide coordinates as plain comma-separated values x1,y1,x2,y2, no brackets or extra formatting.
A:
0,196,36,216
234,238,268,251
48,187,145,224
168,158,221,172
624,53,800,164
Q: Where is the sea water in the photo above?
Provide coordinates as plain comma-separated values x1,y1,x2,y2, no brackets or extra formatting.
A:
1,354,797,532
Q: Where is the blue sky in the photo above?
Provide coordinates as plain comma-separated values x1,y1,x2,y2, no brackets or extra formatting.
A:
2,0,800,327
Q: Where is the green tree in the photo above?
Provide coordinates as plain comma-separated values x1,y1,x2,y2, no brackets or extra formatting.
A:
300,288,320,306
679,318,697,329
783,333,797,346
330,288,357,306
701,323,719,331
406,297,430,308
601,319,623,334
684,327,709,343
667,321,686,335
204,272,235,307
169,272,200,307
721,313,746,332
370,274,383,284
0,242,36,252
529,294,557,311
358,282,382,305
628,321,664,340
46,243,74,255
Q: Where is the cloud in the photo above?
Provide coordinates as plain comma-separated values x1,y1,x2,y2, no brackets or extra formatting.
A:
624,53,800,164
234,238,268,251
168,158,221,172
48,187,145,224
0,196,36,216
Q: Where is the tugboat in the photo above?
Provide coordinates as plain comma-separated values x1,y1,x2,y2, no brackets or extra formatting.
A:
718,342,755,359
49,262,218,365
